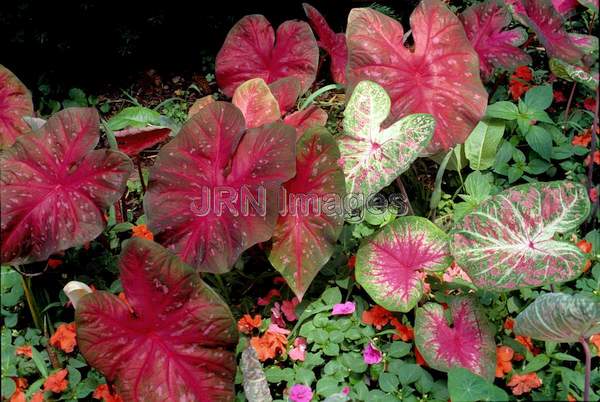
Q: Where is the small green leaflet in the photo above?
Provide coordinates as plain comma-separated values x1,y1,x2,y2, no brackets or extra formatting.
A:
465,119,505,170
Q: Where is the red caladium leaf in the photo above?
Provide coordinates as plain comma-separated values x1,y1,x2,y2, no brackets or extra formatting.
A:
460,1,532,81
1,108,133,264
346,0,488,153
268,77,303,114
232,78,281,128
0,65,33,149
76,238,238,402
451,181,590,290
269,127,345,299
356,216,452,312
415,297,496,381
113,126,171,156
144,101,296,274
216,15,319,97
283,106,329,140
303,3,348,84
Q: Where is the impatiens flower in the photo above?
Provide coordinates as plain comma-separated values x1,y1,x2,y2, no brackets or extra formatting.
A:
43,369,69,393
257,289,281,306
15,345,32,358
289,337,307,362
362,342,382,365
515,335,541,355
509,79,530,100
271,302,286,328
504,317,515,331
577,240,593,254
442,262,472,283
250,324,290,361
49,323,77,353
584,97,597,112
514,66,533,81
495,345,514,378
332,301,356,316
131,224,153,241
553,90,566,103
390,318,414,342
507,372,542,395
590,334,600,357
237,314,262,334
281,297,299,321
93,383,124,402
9,377,27,402
288,384,313,402
572,129,592,147
47,258,63,268
361,306,393,330
590,187,599,204
30,392,45,402
584,150,600,166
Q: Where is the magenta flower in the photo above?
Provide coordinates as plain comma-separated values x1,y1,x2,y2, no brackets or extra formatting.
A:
363,342,382,365
289,384,313,402
331,301,356,316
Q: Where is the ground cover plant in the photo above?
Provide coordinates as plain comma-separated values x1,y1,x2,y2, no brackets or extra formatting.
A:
0,0,599,401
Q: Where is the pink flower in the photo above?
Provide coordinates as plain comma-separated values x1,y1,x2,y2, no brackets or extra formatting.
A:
268,323,290,335
271,302,286,328
289,337,307,361
282,297,299,321
363,342,382,365
342,386,350,395
258,289,281,306
289,384,313,402
332,301,356,315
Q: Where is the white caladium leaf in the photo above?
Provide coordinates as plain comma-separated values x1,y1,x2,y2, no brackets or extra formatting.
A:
415,297,496,381
355,216,451,312
339,80,434,196
514,292,600,343
451,181,590,290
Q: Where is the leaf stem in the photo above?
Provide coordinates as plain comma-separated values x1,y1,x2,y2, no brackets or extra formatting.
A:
580,336,591,402
20,273,43,330
563,82,577,133
395,177,414,215
136,158,146,194
300,84,343,110
587,85,599,220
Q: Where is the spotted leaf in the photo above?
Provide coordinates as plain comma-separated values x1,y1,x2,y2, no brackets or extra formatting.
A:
346,0,488,153
415,297,496,381
1,108,133,264
451,181,590,290
0,65,33,149
515,292,600,343
339,80,434,196
551,0,579,14
76,238,238,402
268,77,303,114
283,106,329,140
232,78,281,129
356,216,451,312
269,127,345,299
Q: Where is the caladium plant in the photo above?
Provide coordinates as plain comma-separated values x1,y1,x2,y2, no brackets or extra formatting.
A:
1,108,133,265
216,15,319,97
415,297,496,381
345,0,488,153
0,65,33,149
451,181,591,290
144,101,296,274
269,127,345,300
339,80,434,196
355,216,452,312
75,238,238,402
113,126,172,156
460,0,532,81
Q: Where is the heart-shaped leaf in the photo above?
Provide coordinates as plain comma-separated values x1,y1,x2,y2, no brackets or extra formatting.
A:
216,15,319,97
415,297,496,381
1,108,133,265
460,0,531,81
303,3,348,84
0,65,33,149
451,181,590,290
76,238,238,402
339,80,434,196
514,292,600,343
232,78,281,128
268,77,303,114
269,127,345,299
113,126,171,156
346,0,488,153
356,216,452,312
283,106,329,140
144,101,296,273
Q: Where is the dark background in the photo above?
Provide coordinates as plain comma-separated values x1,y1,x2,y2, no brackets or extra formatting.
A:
0,0,415,97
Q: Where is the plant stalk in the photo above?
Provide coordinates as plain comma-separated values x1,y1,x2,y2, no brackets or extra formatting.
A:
20,273,43,330
580,336,591,401
587,86,599,220
563,82,577,133
137,158,146,194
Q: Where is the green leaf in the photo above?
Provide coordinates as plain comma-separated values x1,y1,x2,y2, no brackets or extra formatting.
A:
1,377,16,398
388,341,411,358
321,287,342,306
507,166,523,183
30,347,48,378
485,102,519,120
463,171,492,202
379,372,399,393
552,352,580,362
526,126,553,161
107,106,162,130
524,85,553,111
522,354,550,373
316,376,339,397
448,368,509,401
465,120,505,170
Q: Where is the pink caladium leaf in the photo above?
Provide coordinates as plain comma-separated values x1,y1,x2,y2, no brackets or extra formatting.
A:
415,297,496,381
0,65,33,149
216,15,319,97
460,1,532,81
303,3,348,84
551,0,579,14
451,181,590,290
356,216,452,312
283,106,329,140
1,108,133,264
269,127,345,299
346,0,488,153
144,101,296,274
339,80,434,196
232,78,281,128
113,126,171,156
268,77,303,114
76,238,238,402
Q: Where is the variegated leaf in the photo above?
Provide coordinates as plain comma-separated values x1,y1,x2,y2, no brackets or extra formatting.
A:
356,216,451,312
339,80,434,196
451,181,591,290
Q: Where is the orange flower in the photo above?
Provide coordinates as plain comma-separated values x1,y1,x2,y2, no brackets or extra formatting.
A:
496,346,514,378
515,335,540,356
15,345,32,358
577,240,593,254
591,334,600,357
504,317,515,331
572,130,592,147
30,391,45,402
361,306,393,330
132,224,153,240
584,150,600,166
93,384,123,402
514,66,533,81
414,345,427,367
43,369,69,393
567,394,576,402
250,324,289,361
50,323,77,353
47,258,63,268
9,378,28,402
390,318,414,342
509,79,529,100
507,372,542,395
237,314,262,334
